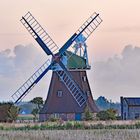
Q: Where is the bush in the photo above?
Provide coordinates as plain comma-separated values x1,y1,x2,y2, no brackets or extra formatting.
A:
97,108,117,120
40,124,47,130
84,106,93,121
73,122,84,129
135,122,140,129
0,126,4,130
65,121,73,129
1,122,140,130
0,102,19,122
31,125,40,130
49,117,60,122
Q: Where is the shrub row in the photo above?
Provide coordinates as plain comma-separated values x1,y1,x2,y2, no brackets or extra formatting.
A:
1,122,140,131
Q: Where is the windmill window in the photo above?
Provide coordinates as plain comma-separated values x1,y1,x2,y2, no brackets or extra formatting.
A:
83,76,86,82
54,113,60,118
59,77,63,82
57,90,63,97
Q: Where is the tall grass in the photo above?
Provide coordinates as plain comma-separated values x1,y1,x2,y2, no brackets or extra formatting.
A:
1,121,140,140
0,129,140,140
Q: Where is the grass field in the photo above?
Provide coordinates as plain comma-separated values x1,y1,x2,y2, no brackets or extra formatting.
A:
0,129,140,140
0,121,140,140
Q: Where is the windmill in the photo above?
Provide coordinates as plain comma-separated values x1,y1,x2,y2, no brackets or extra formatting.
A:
11,12,102,121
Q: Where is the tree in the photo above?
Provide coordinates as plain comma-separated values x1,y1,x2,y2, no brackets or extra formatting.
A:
95,96,110,110
0,102,19,122
95,96,120,113
107,108,117,120
31,108,39,121
30,97,43,110
84,105,93,121
96,110,109,121
30,97,43,121
96,108,117,120
8,105,20,122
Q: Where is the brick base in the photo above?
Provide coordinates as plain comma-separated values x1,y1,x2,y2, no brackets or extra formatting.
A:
39,113,77,121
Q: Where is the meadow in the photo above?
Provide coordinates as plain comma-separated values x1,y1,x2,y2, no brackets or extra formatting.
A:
0,129,140,140
0,120,140,140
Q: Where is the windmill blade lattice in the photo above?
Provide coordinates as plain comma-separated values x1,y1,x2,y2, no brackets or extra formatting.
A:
20,12,59,55
55,13,102,106
11,59,51,104
57,61,87,107
59,12,102,55
76,12,102,41
11,12,102,108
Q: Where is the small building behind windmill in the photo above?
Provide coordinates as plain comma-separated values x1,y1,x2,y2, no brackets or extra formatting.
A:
121,97,140,120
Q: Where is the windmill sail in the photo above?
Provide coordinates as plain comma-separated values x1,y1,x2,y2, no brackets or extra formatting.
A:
20,12,59,55
57,61,87,107
59,12,102,55
11,59,51,104
76,12,102,41
11,11,102,110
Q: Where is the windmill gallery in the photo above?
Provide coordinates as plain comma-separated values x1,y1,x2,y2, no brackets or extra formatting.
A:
11,12,102,121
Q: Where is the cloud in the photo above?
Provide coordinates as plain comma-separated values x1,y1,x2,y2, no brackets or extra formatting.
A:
0,44,51,102
1,44,140,102
90,45,140,101
0,49,14,76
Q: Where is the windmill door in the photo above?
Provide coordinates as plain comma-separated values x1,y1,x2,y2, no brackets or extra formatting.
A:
75,113,81,121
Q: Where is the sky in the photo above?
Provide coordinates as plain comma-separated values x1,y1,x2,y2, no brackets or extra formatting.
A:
0,0,140,102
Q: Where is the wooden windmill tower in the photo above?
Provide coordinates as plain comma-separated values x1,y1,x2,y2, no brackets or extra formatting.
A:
11,12,102,121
